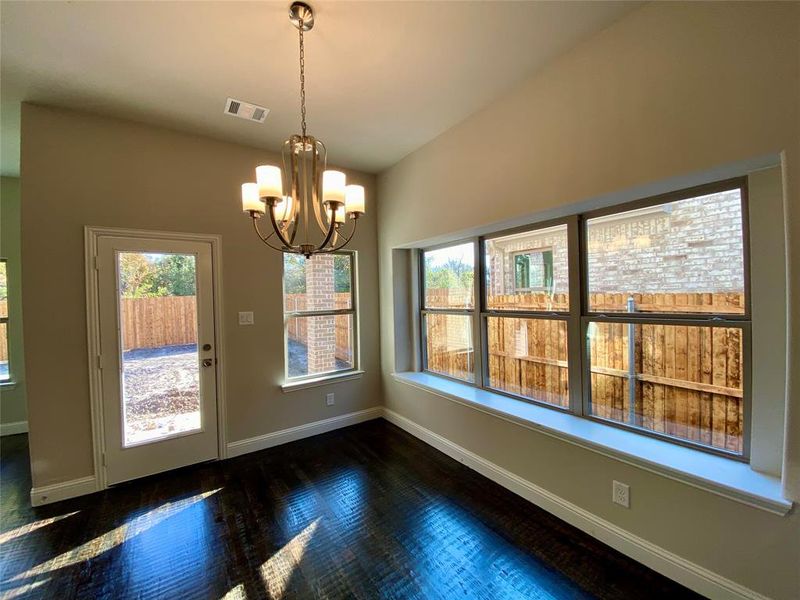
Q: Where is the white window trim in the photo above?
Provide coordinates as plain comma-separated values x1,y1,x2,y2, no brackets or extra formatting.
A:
282,369,364,392
392,371,790,515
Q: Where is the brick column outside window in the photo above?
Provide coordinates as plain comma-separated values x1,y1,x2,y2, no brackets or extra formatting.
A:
306,255,336,374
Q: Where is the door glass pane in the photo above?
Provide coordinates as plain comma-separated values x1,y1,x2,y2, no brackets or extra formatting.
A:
118,252,201,447
587,321,744,454
423,243,475,309
286,314,354,378
586,187,745,314
424,313,474,382
484,224,569,311
486,317,568,407
283,253,352,311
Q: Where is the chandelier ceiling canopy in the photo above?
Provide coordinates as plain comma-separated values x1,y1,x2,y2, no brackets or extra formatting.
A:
240,2,365,258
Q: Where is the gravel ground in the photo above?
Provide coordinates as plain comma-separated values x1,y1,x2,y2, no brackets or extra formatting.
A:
122,344,200,445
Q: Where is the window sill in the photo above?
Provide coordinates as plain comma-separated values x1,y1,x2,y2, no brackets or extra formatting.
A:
282,370,364,393
0,381,16,390
391,371,792,516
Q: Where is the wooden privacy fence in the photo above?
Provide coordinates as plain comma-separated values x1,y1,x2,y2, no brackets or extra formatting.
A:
426,288,745,314
118,293,353,361
285,293,352,362
120,296,198,351
426,290,745,453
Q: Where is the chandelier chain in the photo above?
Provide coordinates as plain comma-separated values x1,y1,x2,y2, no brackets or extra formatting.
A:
299,18,307,138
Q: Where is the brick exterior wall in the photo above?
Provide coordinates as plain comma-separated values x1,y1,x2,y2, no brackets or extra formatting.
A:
486,190,744,295
306,255,336,374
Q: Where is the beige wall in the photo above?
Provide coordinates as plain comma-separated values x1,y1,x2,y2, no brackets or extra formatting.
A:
378,3,799,599
1,176,28,426
21,104,381,487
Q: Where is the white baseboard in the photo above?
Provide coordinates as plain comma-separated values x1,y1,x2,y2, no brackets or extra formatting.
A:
0,420,28,436
26,408,382,507
226,407,383,458
30,475,98,507
382,408,769,600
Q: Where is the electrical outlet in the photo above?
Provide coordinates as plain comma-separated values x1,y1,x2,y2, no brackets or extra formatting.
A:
238,311,254,325
612,480,630,508
326,393,335,406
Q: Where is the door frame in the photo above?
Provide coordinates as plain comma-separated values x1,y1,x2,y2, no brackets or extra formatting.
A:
84,226,227,491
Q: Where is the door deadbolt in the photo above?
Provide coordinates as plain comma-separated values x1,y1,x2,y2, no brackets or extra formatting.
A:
202,343,212,351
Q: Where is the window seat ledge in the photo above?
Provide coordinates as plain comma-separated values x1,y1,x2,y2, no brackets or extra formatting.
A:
391,371,792,516
282,370,364,392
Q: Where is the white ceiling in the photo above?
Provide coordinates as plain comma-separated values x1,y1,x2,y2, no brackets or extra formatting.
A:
0,1,640,176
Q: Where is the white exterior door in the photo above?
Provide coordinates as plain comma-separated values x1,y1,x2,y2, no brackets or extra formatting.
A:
96,235,218,485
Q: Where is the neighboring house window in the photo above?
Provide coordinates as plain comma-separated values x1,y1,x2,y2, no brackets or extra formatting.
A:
0,259,9,382
513,248,553,291
283,252,358,381
420,178,750,458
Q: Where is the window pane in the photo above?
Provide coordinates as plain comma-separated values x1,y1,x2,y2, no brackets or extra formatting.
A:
423,243,474,309
424,313,474,382
0,323,8,381
486,317,568,407
0,260,7,318
287,314,354,378
284,253,352,312
485,224,568,311
118,252,200,447
587,321,744,454
586,188,745,314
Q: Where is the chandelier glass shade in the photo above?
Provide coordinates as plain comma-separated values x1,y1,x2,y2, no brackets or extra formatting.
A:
240,2,364,258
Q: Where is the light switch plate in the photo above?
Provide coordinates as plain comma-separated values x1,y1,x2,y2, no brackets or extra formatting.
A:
238,311,254,325
326,393,335,406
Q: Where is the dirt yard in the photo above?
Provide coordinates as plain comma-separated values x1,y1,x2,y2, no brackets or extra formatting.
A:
122,344,200,445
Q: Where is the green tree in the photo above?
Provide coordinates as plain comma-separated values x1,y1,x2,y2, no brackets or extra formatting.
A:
424,256,473,292
119,253,196,298
119,253,159,297
334,254,351,293
151,255,196,296
283,254,307,294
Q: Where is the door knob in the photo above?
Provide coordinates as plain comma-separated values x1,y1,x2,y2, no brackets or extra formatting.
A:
202,344,212,351
202,358,214,367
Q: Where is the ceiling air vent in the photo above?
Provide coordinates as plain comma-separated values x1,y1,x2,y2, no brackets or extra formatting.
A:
224,98,269,123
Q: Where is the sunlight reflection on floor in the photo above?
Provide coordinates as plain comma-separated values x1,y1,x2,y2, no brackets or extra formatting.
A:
0,511,80,545
6,488,221,584
259,517,320,600
220,582,247,599
1,577,49,599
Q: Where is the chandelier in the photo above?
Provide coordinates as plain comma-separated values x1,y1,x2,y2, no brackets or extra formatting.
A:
240,2,365,258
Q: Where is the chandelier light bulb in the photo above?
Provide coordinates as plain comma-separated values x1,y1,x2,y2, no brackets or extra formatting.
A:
241,183,264,213
255,165,283,199
322,170,346,205
332,204,346,224
274,196,294,223
345,184,365,215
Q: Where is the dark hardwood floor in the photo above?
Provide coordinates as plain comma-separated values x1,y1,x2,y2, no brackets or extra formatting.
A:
0,419,700,599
